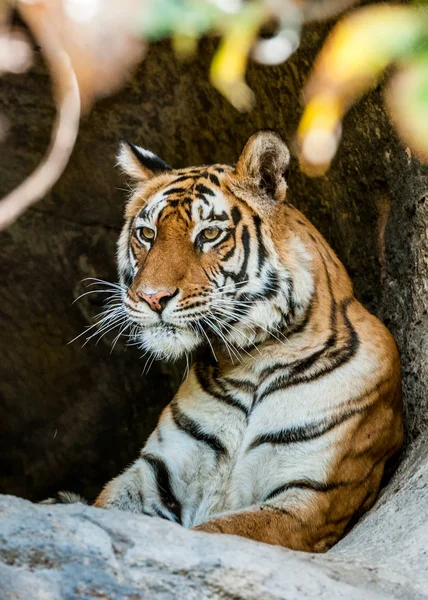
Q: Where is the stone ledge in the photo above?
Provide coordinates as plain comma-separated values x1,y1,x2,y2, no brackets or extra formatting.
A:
1,443,427,600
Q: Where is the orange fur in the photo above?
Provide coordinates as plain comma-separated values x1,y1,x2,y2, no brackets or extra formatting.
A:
91,131,404,552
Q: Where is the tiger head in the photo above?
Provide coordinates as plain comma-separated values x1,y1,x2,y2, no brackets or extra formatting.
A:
116,130,314,360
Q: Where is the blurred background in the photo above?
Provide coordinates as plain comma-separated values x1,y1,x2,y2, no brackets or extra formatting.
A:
0,0,427,502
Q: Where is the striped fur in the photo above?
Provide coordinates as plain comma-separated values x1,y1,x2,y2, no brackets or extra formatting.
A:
94,131,403,552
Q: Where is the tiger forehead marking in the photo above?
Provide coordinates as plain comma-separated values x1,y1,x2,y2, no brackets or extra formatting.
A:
134,167,233,238
91,130,403,555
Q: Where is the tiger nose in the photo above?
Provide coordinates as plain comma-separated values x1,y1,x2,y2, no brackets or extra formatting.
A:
137,289,177,313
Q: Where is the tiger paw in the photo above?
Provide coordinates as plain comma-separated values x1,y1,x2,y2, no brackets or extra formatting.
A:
192,520,224,534
40,491,88,505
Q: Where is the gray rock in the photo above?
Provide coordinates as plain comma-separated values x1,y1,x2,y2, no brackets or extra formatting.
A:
0,492,426,600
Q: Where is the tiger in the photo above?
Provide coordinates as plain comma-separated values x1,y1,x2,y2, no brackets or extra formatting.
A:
74,130,404,552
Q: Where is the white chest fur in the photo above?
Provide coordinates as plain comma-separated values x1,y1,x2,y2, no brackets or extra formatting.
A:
143,332,373,527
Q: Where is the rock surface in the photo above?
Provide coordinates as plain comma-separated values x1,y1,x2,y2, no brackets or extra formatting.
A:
0,489,426,600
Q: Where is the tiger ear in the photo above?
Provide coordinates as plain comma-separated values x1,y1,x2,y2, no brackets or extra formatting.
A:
235,130,290,201
117,139,171,181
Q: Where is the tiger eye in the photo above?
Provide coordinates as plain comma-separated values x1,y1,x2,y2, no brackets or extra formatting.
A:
201,227,221,241
140,226,155,241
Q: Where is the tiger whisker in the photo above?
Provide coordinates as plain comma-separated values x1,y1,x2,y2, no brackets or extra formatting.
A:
72,289,122,304
196,311,237,363
83,307,127,338
142,352,157,375
211,304,290,348
183,350,191,381
202,313,243,364
192,314,218,362
67,308,123,345
110,321,132,352
207,308,259,356
80,277,126,290
88,316,129,347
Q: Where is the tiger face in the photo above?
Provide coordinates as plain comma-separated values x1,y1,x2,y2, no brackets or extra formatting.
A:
116,131,307,360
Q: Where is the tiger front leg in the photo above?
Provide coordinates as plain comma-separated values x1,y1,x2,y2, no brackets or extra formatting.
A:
193,505,338,553
95,461,146,513
95,452,182,523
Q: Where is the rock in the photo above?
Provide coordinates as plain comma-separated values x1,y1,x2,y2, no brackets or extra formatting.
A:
0,493,426,600
332,437,428,596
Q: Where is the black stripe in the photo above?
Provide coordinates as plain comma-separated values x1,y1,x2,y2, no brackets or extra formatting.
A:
164,187,186,196
195,183,215,196
156,428,163,444
137,489,145,509
253,215,266,275
221,230,237,261
248,404,363,451
261,269,280,300
171,401,227,458
209,173,221,186
194,364,249,416
140,453,182,523
231,206,242,226
152,505,171,520
283,296,314,337
188,168,208,174
265,479,341,501
173,175,196,183
324,452,392,529
285,276,296,321
129,242,138,264
223,377,257,394
127,216,135,246
219,225,251,280
320,248,338,340
123,268,134,288
259,296,315,382
217,275,279,331
155,203,170,225
235,225,250,283
233,271,279,309
255,297,359,404
179,197,192,220
126,489,135,507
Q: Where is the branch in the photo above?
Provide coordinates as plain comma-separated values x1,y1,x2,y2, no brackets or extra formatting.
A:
0,1,80,230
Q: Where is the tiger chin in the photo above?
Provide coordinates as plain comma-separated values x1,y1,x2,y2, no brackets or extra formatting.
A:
52,130,404,553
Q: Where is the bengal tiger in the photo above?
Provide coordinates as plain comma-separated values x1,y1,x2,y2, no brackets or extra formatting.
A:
66,130,404,552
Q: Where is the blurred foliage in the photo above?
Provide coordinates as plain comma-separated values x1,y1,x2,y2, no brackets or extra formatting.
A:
2,0,428,227
139,0,428,174
298,4,428,174
0,0,357,229
140,0,304,111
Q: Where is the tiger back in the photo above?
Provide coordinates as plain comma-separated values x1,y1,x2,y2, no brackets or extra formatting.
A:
92,130,403,552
